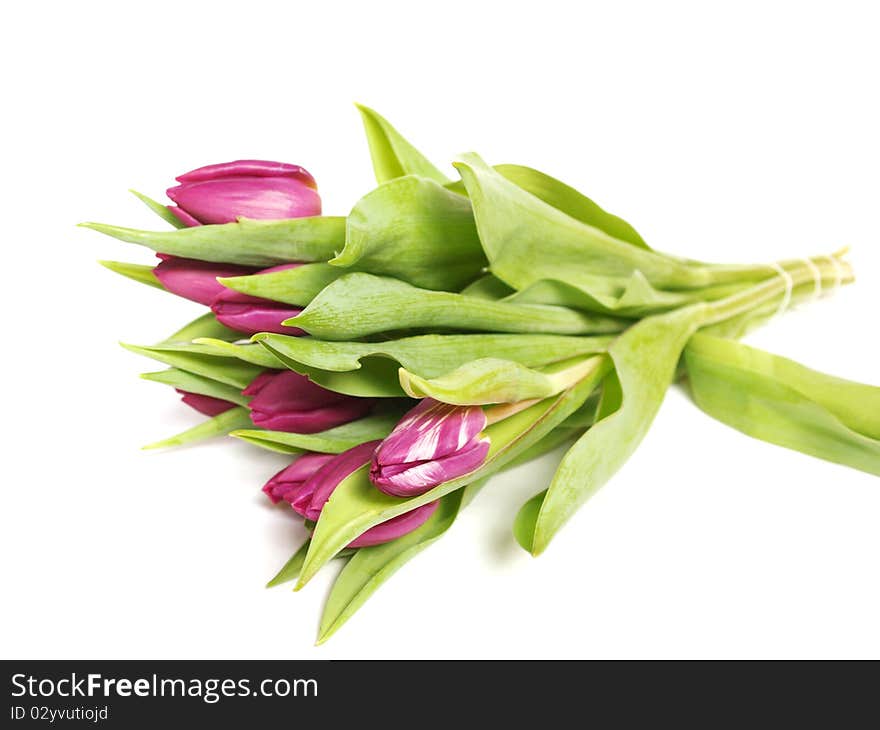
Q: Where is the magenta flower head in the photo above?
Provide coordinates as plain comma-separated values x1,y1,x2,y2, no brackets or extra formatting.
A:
289,441,439,548
166,160,321,226
261,452,337,504
370,399,490,497
243,370,373,434
153,254,258,305
176,389,236,417
211,263,305,336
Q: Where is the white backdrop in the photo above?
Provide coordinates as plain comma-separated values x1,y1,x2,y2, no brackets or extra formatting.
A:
2,0,878,659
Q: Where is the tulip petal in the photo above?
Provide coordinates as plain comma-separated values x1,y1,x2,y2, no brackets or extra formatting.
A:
347,501,440,548
376,399,487,465
262,452,336,504
167,177,321,224
250,399,373,434
176,160,317,189
296,441,382,521
167,205,203,227
176,390,237,417
153,255,258,305
212,301,304,336
370,438,489,497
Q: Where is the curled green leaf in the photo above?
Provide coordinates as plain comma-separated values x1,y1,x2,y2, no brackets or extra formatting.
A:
399,355,606,405
332,175,486,291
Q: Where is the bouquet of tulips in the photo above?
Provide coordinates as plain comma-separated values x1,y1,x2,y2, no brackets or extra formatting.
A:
83,106,880,643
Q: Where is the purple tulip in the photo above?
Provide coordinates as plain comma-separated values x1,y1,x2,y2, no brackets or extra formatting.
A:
153,254,259,305
370,399,490,497
261,452,336,504
176,389,236,417
210,263,305,336
287,441,439,548
165,159,321,225
243,370,373,434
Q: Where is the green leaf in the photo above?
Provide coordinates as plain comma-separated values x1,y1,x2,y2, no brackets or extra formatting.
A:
446,164,649,249
142,406,252,450
159,313,243,345
331,176,486,291
355,104,450,185
230,410,405,455
140,368,250,406
291,273,626,340
217,263,344,306
121,343,265,389
98,260,163,290
459,274,515,300
399,355,606,405
505,272,746,317
684,334,880,475
317,489,465,643
129,189,186,228
79,216,345,267
253,340,406,398
254,332,612,377
183,338,283,368
266,539,311,588
514,305,706,555
454,153,713,292
296,357,611,589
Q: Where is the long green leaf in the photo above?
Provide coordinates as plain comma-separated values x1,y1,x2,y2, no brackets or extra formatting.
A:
266,540,311,588
129,189,186,228
140,368,249,406
685,335,880,475
355,104,450,185
331,175,486,291
98,260,162,290
514,305,706,555
142,406,252,450
317,490,465,643
121,343,265,389
230,411,404,455
217,263,344,306
160,313,242,345
79,216,345,267
291,273,626,340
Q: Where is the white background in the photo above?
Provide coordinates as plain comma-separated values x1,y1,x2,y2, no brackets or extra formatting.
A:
2,0,878,659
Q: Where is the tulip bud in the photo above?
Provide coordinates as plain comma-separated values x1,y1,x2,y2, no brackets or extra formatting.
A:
176,389,237,417
165,159,321,225
153,254,258,305
370,399,490,497
261,452,337,504
243,370,373,434
288,441,439,548
210,263,305,336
